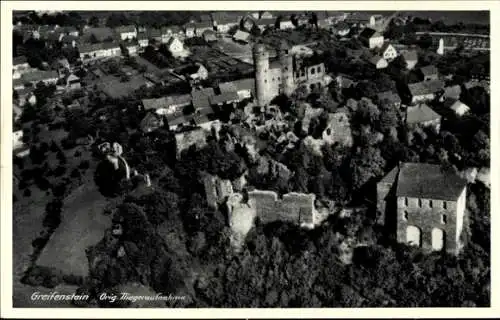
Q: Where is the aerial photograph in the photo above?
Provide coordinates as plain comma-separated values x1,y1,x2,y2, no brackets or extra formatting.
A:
10,9,490,308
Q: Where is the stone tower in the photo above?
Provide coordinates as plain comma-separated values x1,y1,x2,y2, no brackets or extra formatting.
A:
436,38,444,55
279,40,294,96
253,43,270,106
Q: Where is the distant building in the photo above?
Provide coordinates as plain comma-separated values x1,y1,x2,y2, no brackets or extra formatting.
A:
418,65,439,81
368,55,388,69
321,108,353,147
184,23,196,38
115,25,137,40
233,29,250,43
13,56,31,79
137,32,149,47
379,43,398,61
13,130,24,150
78,42,121,62
332,22,350,37
140,112,164,133
17,69,59,86
405,104,442,131
359,28,384,49
377,162,468,255
219,78,255,101
211,12,239,33
444,99,470,117
404,79,445,104
401,50,418,70
256,18,277,32
194,21,213,37
65,74,81,90
278,16,295,30
166,37,184,55
203,30,217,43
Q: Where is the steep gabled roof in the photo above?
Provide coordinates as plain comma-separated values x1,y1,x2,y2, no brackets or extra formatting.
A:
406,104,441,124
408,79,445,97
396,162,467,200
419,65,438,77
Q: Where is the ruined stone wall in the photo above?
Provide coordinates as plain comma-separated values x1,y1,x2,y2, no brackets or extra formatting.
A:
175,128,208,159
248,189,316,225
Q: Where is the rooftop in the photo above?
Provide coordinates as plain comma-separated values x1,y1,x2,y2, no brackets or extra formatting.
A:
406,104,441,124
419,65,438,76
408,79,445,97
396,162,467,200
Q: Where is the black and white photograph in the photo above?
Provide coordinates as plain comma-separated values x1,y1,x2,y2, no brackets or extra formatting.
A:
1,0,496,316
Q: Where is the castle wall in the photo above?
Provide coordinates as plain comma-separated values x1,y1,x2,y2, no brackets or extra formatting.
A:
396,195,458,253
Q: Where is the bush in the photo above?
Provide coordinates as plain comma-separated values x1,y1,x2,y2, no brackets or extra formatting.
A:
21,266,63,288
79,160,90,170
23,188,32,197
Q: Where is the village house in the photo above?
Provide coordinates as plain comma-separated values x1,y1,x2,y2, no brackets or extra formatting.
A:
260,11,274,19
191,87,215,110
377,91,402,108
18,69,59,87
379,42,398,61
166,37,184,55
401,50,418,70
140,112,165,133
12,56,31,79
78,41,122,62
13,130,24,150
345,12,384,29
418,65,439,81
211,12,239,33
115,25,137,41
242,16,257,31
178,63,209,82
233,29,251,44
377,162,468,255
405,104,442,132
142,94,192,116
184,23,196,38
219,78,255,101
278,16,295,30
121,42,139,56
295,14,310,27
82,27,117,42
404,79,445,104
137,32,149,48
332,22,350,37
61,35,78,48
203,30,217,43
368,55,388,69
256,18,277,32
194,21,214,37
161,26,185,43
444,99,470,117
65,74,81,90
359,27,384,49
439,85,462,102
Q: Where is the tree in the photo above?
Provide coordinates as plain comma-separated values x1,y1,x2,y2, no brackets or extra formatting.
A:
44,198,63,230
349,146,386,191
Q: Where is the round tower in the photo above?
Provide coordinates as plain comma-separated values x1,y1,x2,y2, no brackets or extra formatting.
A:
279,40,294,96
253,43,270,106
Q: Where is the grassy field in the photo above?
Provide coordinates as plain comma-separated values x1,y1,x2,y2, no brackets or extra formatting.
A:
36,182,111,277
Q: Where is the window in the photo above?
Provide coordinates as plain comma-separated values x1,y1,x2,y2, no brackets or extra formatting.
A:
264,79,267,83
404,197,408,206
311,68,316,75
429,200,433,208
317,66,321,73
418,198,422,208
443,201,447,209
278,77,281,81
326,128,331,135
272,78,275,82
441,214,447,224
403,211,408,221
